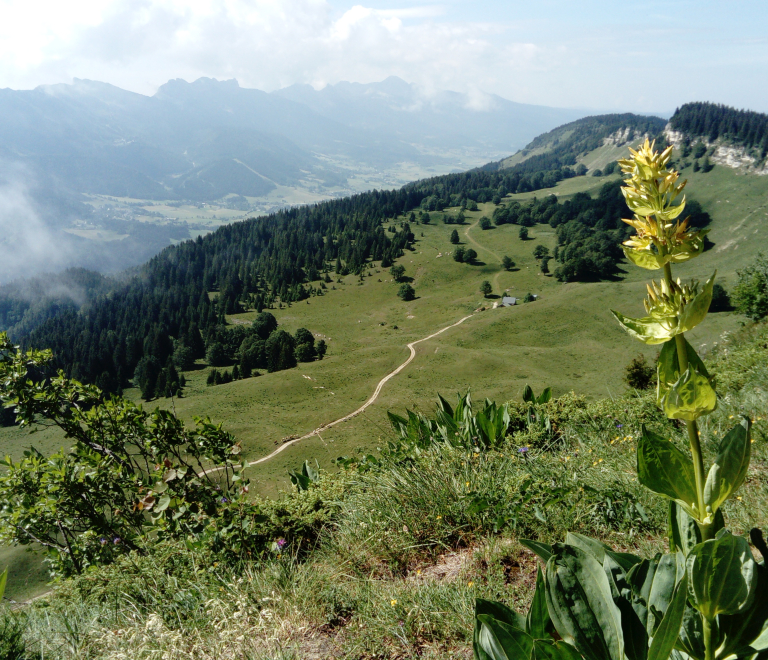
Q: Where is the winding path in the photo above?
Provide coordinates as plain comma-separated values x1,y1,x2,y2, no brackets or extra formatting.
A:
206,217,509,473
242,313,476,467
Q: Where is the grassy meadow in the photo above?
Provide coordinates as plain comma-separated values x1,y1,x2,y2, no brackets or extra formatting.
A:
13,322,768,658
0,162,765,601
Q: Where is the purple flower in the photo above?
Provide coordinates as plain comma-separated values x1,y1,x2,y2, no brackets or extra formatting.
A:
100,537,107,546
616,424,623,429
113,537,121,545
276,538,287,549
220,497,228,503
518,446,529,454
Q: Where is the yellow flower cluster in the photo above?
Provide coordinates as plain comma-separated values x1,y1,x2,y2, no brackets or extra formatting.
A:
617,139,707,270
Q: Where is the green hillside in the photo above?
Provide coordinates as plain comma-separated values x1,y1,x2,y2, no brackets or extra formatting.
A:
1,110,767,611
496,113,666,171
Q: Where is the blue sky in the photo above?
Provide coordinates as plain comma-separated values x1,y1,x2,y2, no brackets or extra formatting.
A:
1,0,766,113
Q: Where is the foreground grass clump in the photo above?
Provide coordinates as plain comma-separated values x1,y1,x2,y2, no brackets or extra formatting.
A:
3,320,764,658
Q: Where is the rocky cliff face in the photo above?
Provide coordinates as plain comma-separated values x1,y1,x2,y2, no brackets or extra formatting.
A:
664,125,768,175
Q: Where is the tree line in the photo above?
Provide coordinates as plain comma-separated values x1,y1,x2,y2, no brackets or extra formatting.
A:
17,193,417,403
491,180,711,282
670,102,768,157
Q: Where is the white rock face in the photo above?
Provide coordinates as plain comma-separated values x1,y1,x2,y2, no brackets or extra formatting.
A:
664,123,767,175
603,128,649,146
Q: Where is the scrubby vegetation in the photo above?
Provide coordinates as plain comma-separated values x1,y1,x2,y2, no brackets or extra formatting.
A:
0,316,766,657
2,124,768,659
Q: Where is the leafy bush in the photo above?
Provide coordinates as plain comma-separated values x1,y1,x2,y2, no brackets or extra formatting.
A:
0,334,249,577
732,252,768,320
624,353,655,390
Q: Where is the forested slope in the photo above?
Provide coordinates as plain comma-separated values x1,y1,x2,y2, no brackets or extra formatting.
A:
7,110,729,397
669,101,768,158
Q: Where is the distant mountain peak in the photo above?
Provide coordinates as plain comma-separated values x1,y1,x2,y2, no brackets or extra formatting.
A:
154,77,240,99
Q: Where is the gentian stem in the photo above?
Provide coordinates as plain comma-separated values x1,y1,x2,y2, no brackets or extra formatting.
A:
663,262,711,539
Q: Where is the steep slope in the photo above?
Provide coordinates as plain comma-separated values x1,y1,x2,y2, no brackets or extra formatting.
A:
666,102,768,173
493,113,667,172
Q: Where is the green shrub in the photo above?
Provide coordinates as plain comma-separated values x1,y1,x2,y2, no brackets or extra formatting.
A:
624,353,655,390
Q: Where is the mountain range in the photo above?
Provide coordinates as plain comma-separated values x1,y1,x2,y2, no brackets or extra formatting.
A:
1,76,586,203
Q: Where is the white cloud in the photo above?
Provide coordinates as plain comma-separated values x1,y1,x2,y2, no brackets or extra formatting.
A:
0,0,546,102
0,164,70,283
0,0,766,112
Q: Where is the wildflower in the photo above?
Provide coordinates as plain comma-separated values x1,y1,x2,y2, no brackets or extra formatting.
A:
737,496,743,501
276,538,287,549
468,581,474,587
391,599,398,607
113,537,121,545
466,482,470,488
399,621,404,627
518,446,529,455
436,515,442,520
616,424,623,429
220,497,228,503
100,537,107,546
416,569,422,575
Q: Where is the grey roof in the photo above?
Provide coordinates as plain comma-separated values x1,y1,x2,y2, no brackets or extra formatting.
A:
501,297,516,306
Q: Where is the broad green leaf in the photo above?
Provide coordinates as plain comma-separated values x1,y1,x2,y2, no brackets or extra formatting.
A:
662,199,686,221
687,532,758,620
675,603,704,659
303,460,319,483
537,388,553,405
647,574,688,660
531,640,583,660
523,385,535,404
637,427,698,519
717,563,768,659
528,567,552,639
611,310,677,345
662,366,717,421
656,337,711,409
647,553,686,633
545,545,624,660
602,553,647,660
703,417,751,515
565,533,612,562
155,493,171,513
477,614,534,660
623,246,667,271
0,567,7,602
436,393,454,417
678,272,716,334
521,539,554,564
476,598,527,632
566,532,641,573
667,501,701,556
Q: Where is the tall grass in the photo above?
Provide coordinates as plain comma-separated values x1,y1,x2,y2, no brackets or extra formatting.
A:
9,323,768,659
